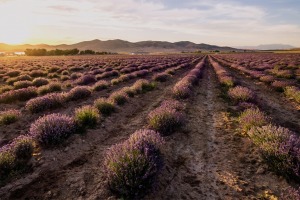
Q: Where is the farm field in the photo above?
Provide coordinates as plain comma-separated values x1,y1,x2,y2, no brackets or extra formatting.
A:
0,53,300,199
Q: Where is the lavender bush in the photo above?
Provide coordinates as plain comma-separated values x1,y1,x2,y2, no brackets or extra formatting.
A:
239,108,269,132
228,86,254,102
76,74,96,85
93,80,110,91
37,82,62,95
29,113,76,146
109,91,129,105
74,105,100,128
148,105,185,135
104,129,164,199
13,80,33,89
65,86,92,101
94,98,115,116
32,77,49,87
0,109,21,125
0,87,38,103
284,86,300,104
25,93,65,113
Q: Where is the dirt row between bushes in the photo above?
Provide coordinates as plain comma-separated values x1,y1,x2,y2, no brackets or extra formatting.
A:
212,57,300,133
0,61,197,199
147,64,289,199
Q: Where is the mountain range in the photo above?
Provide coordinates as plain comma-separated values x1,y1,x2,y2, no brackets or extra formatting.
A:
0,39,238,53
236,44,296,50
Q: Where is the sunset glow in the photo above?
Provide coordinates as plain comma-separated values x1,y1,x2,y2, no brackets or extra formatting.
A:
0,0,299,46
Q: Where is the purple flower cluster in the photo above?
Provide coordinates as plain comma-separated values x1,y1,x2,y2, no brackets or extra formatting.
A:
0,135,34,180
37,82,62,95
148,101,185,135
25,93,64,113
29,113,76,146
0,87,38,103
104,129,164,199
109,90,129,105
13,80,33,89
32,77,49,87
65,86,92,101
152,72,170,82
93,80,110,91
131,79,156,94
74,105,100,128
239,108,269,131
0,109,21,125
210,58,235,87
172,59,205,99
248,125,300,179
284,86,300,104
76,74,96,85
281,186,300,200
228,86,255,102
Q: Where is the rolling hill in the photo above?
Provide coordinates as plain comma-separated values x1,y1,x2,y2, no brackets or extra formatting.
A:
0,39,238,53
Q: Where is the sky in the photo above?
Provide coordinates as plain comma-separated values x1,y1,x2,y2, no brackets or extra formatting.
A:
0,0,299,46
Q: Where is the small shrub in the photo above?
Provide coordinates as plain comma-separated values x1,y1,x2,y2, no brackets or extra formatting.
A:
0,87,37,103
104,129,164,199
93,80,109,91
25,93,64,113
248,125,297,178
281,187,300,200
272,80,291,92
0,150,15,179
284,86,300,104
29,70,46,78
60,75,70,81
259,75,275,83
172,84,192,99
131,79,156,94
32,77,49,87
239,108,269,132
65,86,91,101
29,113,76,146
228,86,254,102
0,85,13,94
148,105,184,135
0,135,34,180
74,105,100,128
0,109,21,125
109,91,129,105
220,75,235,87
121,86,135,97
5,70,20,77
11,135,35,161
37,82,62,95
76,74,96,85
94,98,115,116
13,80,33,89
153,73,170,82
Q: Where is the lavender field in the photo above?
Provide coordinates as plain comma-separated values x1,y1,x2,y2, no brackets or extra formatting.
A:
0,53,299,199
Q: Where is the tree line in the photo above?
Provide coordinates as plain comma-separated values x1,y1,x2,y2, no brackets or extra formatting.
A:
24,48,116,56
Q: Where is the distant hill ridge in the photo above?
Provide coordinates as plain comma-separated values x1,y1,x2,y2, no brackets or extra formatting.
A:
0,39,237,53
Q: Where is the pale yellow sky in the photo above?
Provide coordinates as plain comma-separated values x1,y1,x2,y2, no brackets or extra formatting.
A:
0,0,300,46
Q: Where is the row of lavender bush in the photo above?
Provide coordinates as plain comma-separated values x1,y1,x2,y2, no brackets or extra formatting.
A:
103,57,204,199
210,57,300,198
